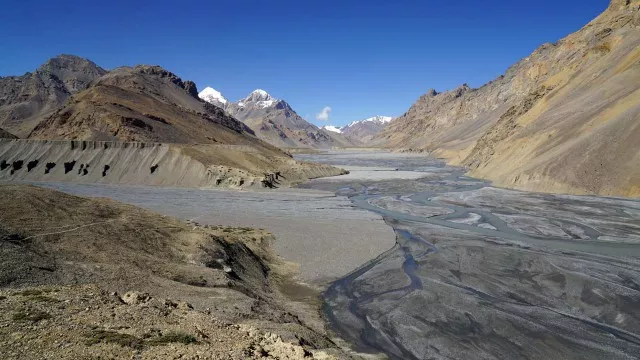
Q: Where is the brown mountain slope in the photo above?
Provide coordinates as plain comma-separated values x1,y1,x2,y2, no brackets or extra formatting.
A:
376,0,640,197
0,55,107,137
29,65,261,146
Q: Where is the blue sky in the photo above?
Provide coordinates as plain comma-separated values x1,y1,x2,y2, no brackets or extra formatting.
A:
1,0,608,127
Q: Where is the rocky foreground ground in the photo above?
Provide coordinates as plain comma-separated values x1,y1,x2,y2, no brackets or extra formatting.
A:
0,184,352,359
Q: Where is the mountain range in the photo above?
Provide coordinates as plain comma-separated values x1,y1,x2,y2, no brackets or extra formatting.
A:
0,56,345,188
322,116,394,143
1,0,638,196
375,0,640,197
199,87,352,149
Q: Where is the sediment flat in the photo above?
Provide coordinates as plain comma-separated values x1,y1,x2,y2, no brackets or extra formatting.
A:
26,182,396,285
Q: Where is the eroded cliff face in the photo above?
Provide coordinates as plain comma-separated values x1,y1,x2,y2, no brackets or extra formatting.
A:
376,0,640,197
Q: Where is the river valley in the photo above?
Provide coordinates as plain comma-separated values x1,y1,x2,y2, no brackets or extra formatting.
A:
296,151,640,360
18,150,640,360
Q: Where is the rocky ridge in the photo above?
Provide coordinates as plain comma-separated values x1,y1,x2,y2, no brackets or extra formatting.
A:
0,54,107,138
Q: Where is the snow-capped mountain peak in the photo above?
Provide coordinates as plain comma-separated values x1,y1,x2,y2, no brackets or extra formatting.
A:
198,86,228,105
322,125,343,133
238,89,278,108
251,89,270,98
348,115,393,127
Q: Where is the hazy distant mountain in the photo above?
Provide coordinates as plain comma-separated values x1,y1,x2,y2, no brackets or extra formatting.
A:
376,0,640,197
0,54,107,137
322,116,394,143
200,88,353,148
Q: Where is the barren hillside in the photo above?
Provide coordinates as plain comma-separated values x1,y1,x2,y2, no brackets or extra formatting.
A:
376,0,640,197
0,55,107,138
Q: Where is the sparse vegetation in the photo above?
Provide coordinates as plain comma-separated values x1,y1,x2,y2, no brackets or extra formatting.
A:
26,295,60,303
85,330,145,349
147,331,197,346
591,42,612,54
13,309,52,322
16,289,47,296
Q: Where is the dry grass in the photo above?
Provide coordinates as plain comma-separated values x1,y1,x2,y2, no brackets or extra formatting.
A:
12,309,52,322
146,331,198,346
85,330,145,349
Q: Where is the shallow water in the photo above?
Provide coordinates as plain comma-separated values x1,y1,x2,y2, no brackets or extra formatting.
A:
296,151,640,360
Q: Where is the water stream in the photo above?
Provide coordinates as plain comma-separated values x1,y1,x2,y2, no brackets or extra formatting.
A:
297,151,640,360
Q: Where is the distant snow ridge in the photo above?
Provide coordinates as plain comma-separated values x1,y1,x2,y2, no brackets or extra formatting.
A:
348,116,393,127
198,86,228,105
322,125,343,133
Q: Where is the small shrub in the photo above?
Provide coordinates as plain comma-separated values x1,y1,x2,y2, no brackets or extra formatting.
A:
147,331,197,346
27,295,59,303
16,289,44,296
85,330,145,349
13,310,52,322
591,42,611,54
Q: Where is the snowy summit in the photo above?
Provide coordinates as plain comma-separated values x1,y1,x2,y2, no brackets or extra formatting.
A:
238,89,277,108
322,125,343,133
198,87,228,105
348,116,393,127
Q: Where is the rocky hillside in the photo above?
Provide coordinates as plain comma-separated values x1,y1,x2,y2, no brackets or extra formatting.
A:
200,88,353,149
0,55,107,138
376,0,640,197
323,116,394,144
0,184,346,359
29,65,258,145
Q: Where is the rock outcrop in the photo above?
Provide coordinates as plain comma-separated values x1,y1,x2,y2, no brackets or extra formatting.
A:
376,0,640,197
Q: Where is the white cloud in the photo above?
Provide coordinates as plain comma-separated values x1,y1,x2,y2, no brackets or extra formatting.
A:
316,106,332,121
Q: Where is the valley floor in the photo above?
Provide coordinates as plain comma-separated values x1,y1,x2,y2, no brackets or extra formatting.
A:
4,150,640,360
